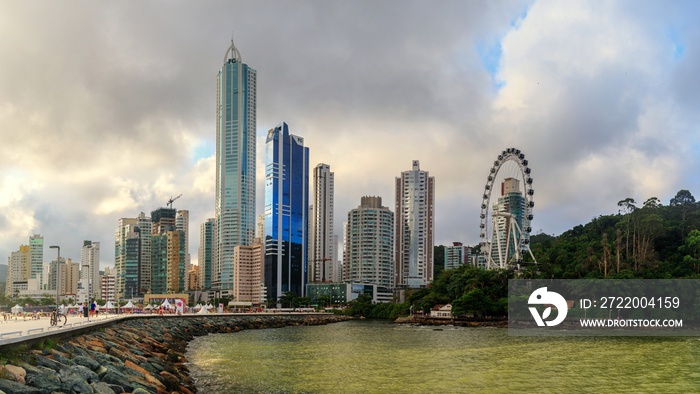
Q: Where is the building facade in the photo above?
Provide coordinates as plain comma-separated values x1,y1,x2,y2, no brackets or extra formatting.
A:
490,177,527,267
264,122,309,300
6,245,30,297
444,242,470,271
344,196,394,289
233,238,264,304
101,273,116,303
176,210,191,289
29,234,43,283
308,163,335,283
80,240,101,299
395,160,435,288
215,38,257,295
150,208,186,295
198,218,215,291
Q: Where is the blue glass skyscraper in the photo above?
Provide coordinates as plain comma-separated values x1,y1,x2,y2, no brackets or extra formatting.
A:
264,122,309,301
215,39,257,295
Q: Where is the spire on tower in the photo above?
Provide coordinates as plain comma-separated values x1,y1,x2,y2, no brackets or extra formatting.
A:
224,34,242,64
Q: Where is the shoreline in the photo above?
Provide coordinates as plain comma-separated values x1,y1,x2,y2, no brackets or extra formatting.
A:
393,316,508,327
0,314,351,393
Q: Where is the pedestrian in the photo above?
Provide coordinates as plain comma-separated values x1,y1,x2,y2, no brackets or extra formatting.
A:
78,303,84,317
90,300,96,318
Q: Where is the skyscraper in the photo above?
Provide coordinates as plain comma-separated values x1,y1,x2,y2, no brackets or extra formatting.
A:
29,234,43,282
80,240,100,299
6,244,30,297
344,196,394,289
234,237,264,304
395,160,435,289
151,207,186,294
264,122,309,300
199,218,215,291
215,38,257,296
176,210,191,289
115,218,142,300
490,177,527,267
309,163,334,283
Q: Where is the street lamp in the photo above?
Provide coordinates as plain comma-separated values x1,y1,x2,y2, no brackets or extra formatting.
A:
50,245,60,310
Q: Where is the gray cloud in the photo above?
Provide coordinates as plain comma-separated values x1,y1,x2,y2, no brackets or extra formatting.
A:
0,1,699,267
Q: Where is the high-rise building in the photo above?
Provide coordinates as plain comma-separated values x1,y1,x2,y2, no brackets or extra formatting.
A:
264,122,309,300
444,242,470,270
6,245,30,297
65,259,79,297
309,163,335,283
176,210,191,289
215,38,257,296
101,273,116,303
344,196,394,289
115,218,142,300
199,218,215,291
233,237,264,304
80,241,100,299
395,160,435,288
29,234,43,282
151,208,186,294
490,177,527,266
136,212,152,294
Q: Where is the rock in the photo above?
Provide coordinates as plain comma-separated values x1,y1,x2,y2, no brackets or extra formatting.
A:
32,355,64,372
0,379,42,394
99,367,135,392
159,371,180,391
1,364,26,384
90,381,118,394
24,368,63,393
73,355,100,371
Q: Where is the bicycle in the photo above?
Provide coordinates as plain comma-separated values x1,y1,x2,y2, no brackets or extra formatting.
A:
50,308,67,326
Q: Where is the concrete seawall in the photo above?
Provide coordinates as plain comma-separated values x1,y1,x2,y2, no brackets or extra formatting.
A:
0,313,350,394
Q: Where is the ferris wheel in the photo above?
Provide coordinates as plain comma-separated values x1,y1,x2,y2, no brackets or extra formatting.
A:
478,148,537,269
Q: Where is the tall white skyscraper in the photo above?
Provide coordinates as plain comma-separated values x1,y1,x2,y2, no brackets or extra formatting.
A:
176,210,191,289
344,196,394,289
395,160,435,289
215,38,257,296
80,240,100,299
309,163,334,283
29,234,43,283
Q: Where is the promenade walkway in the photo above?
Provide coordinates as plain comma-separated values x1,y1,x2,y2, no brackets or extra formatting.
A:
0,312,123,346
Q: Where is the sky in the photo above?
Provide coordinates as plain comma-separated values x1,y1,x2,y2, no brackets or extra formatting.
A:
1,1,700,270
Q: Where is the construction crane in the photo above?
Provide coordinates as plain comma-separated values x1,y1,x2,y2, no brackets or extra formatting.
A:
167,194,182,209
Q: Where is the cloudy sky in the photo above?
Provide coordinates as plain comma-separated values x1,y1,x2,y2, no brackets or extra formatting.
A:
1,1,699,269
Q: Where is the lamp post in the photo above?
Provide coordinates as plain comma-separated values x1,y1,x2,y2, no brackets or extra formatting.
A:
50,245,60,310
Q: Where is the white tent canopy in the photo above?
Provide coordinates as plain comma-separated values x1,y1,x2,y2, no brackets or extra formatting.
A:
205,303,214,309
144,304,154,310
161,299,172,308
11,304,23,314
194,303,203,310
103,301,115,309
196,306,209,315
123,300,135,309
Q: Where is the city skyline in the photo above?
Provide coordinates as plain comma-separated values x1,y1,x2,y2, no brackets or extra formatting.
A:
1,2,700,269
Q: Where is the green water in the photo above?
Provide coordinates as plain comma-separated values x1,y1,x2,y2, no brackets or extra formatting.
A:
186,320,700,393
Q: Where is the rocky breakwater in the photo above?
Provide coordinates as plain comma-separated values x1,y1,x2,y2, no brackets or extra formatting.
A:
0,314,350,394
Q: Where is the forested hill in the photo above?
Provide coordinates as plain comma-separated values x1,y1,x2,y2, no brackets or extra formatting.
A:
527,189,700,279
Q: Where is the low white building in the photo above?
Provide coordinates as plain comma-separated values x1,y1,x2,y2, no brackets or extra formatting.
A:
430,304,453,319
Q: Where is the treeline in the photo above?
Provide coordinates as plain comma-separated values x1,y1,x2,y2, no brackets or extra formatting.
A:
529,189,700,279
344,189,700,319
